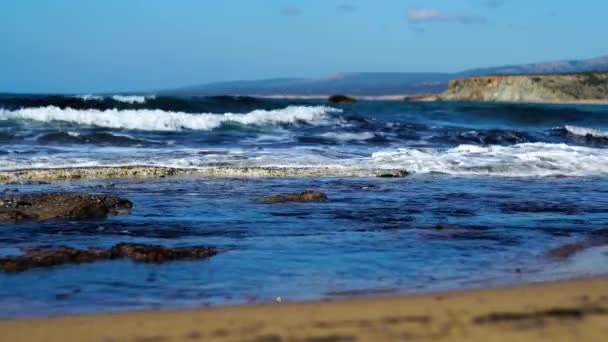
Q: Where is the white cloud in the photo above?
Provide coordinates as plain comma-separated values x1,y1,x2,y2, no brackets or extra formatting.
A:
407,7,487,24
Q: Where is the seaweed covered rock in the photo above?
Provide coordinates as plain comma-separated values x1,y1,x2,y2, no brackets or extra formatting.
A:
0,247,113,272
0,193,132,221
0,243,219,272
259,190,328,204
111,243,218,263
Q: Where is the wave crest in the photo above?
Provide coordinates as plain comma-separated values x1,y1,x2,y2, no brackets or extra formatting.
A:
0,106,341,131
372,143,608,177
561,125,608,139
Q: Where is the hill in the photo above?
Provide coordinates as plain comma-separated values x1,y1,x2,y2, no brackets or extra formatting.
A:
162,55,608,96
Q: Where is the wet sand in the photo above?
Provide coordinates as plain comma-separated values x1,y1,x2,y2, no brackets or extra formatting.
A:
0,166,409,183
3,277,608,341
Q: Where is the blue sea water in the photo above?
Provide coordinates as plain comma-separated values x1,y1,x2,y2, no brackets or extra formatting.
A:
1,95,608,317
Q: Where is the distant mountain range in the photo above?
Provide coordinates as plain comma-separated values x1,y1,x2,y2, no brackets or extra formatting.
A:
162,55,608,96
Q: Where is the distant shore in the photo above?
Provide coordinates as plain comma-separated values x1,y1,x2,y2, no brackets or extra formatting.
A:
3,276,608,342
257,93,608,104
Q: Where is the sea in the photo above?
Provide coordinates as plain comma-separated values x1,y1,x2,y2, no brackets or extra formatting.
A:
1,94,608,318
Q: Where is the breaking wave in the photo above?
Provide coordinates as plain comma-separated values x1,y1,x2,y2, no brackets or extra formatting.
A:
75,94,155,104
0,106,341,131
561,125,608,139
371,143,608,177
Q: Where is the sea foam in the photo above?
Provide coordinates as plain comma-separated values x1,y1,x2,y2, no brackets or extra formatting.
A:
562,125,608,139
371,142,608,177
0,106,341,131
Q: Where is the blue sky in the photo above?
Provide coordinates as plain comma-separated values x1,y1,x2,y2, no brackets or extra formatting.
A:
1,0,606,93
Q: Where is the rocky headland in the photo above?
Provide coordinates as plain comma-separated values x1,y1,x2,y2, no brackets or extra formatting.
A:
438,72,608,103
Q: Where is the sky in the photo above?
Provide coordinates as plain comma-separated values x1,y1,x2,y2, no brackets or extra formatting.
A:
1,0,607,93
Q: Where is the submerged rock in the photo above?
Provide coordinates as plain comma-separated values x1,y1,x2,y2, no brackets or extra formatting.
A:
259,190,328,204
328,94,357,103
432,224,467,230
110,243,218,263
0,243,218,272
0,193,132,221
547,229,608,259
0,247,113,272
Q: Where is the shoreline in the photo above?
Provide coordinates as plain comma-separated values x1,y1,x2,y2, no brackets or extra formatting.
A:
256,94,608,104
2,276,608,341
0,166,410,183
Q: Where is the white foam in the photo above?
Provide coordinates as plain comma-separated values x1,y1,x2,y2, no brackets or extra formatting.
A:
111,95,155,104
319,132,375,141
4,140,608,177
74,94,103,101
0,106,341,132
371,143,608,177
562,125,608,139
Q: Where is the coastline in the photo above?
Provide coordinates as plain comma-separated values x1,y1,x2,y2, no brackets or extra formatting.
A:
256,94,608,104
2,276,607,341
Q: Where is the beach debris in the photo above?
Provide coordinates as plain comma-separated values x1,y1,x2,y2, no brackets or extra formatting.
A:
327,94,357,103
0,243,218,272
0,193,132,221
258,190,328,204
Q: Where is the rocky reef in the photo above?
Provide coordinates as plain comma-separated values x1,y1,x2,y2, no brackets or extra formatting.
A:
0,193,132,221
259,190,328,204
438,72,608,103
0,166,410,183
0,243,219,272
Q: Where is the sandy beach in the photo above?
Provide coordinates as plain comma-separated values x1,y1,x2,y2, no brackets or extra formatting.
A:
2,276,607,341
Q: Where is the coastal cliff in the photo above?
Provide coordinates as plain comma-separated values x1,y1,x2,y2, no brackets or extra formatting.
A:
438,72,608,103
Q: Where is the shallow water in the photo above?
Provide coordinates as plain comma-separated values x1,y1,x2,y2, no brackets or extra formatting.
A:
1,96,608,318
1,175,608,318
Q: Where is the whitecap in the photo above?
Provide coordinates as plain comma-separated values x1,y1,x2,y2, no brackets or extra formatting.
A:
0,106,342,131
562,125,608,139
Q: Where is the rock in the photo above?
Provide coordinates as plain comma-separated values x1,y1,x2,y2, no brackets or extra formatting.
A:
259,190,328,204
375,170,409,178
111,243,218,263
432,224,467,230
328,95,357,103
0,243,218,272
0,246,113,272
0,193,132,221
547,229,608,259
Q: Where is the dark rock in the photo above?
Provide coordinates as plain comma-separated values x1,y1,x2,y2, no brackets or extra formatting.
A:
432,224,467,230
547,228,608,259
0,193,132,221
327,95,357,103
0,246,113,272
0,243,218,272
111,243,218,263
259,190,328,204
375,170,410,178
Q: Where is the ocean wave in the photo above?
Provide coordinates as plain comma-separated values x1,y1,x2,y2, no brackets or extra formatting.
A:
3,142,608,177
111,95,155,104
319,132,376,141
75,94,155,104
561,125,608,139
371,143,608,177
36,131,153,145
0,106,341,131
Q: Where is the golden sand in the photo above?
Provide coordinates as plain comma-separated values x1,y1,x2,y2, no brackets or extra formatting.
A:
2,277,608,341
